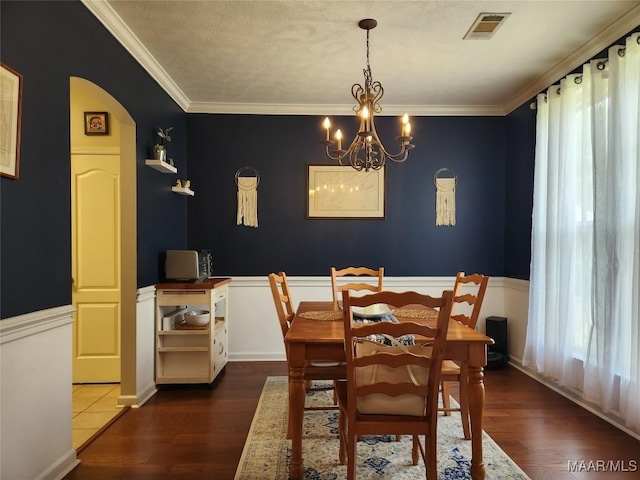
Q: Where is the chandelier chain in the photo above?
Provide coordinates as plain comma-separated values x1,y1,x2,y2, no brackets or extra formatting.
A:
365,28,372,87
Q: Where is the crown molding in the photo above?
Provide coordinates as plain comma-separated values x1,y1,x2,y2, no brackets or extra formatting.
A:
503,4,640,114
84,1,639,118
186,102,506,116
81,0,190,111
408,104,506,117
81,1,504,117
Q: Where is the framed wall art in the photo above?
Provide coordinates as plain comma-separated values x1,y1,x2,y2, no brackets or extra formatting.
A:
84,111,109,135
0,63,23,179
307,164,386,219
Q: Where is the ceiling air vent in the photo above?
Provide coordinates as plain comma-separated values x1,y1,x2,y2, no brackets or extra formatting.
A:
464,13,510,40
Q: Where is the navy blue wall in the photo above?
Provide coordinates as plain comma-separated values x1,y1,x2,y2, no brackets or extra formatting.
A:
504,102,536,280
0,1,187,318
9,1,630,319
186,114,507,276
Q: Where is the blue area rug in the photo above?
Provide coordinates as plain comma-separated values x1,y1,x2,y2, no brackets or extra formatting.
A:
235,376,530,480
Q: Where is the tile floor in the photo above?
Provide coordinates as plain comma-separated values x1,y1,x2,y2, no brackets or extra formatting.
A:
72,383,122,450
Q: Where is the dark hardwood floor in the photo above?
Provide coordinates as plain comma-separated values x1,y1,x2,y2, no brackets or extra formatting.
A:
64,362,640,480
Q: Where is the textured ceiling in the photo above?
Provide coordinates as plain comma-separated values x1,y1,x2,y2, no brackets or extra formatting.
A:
85,0,640,115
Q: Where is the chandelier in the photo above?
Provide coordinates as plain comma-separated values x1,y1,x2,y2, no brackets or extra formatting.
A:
321,19,414,171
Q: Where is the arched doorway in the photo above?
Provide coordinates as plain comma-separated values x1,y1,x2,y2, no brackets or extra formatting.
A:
69,77,137,417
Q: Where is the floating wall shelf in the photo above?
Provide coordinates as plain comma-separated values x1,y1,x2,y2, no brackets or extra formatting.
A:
145,159,177,174
172,186,195,196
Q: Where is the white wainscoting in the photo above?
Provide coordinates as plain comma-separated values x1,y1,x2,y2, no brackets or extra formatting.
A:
0,305,79,480
133,285,157,407
0,277,530,480
501,277,530,364
0,286,160,480
227,276,530,363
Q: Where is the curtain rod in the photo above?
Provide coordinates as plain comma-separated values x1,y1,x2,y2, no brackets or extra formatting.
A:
530,36,637,110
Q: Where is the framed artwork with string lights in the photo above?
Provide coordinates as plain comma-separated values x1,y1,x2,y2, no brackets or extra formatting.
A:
307,164,385,219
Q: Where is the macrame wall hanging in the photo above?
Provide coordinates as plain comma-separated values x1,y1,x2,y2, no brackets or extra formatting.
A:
434,168,458,226
235,166,260,228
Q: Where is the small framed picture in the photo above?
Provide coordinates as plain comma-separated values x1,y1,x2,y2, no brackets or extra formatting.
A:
84,111,109,135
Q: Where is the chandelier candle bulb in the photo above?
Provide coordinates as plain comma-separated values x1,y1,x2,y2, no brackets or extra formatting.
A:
335,129,342,150
323,117,331,141
362,106,370,131
402,113,409,136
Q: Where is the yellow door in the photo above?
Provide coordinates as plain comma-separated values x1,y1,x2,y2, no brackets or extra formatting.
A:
71,153,121,383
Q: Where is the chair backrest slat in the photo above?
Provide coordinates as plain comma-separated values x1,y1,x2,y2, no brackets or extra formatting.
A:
268,271,295,338
331,266,384,310
451,272,489,329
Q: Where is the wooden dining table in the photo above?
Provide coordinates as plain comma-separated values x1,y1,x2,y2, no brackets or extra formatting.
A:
284,300,494,480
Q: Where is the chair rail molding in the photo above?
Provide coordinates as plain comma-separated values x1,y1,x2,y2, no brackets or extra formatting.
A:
0,304,75,344
227,275,528,362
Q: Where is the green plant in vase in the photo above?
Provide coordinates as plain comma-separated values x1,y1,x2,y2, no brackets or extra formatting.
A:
154,127,173,162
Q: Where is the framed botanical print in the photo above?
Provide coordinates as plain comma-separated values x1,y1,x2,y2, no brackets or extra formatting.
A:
0,63,23,179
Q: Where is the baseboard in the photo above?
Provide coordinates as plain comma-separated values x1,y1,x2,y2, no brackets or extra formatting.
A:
134,380,158,408
229,353,286,362
509,359,640,441
38,449,80,480
118,380,157,408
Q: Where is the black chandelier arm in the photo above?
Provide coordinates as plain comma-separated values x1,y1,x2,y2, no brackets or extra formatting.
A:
370,81,384,113
365,130,412,164
350,151,384,171
382,147,410,163
375,138,413,163
351,83,364,105
324,145,348,162
346,137,383,171
322,119,414,167
350,147,377,171
337,138,367,170
348,150,366,170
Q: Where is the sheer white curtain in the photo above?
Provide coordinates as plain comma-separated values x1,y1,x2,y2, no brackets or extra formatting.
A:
524,33,640,432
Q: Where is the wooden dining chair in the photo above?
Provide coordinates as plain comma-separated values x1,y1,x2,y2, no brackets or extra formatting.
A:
330,266,384,310
439,272,489,440
337,289,454,480
267,272,345,428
